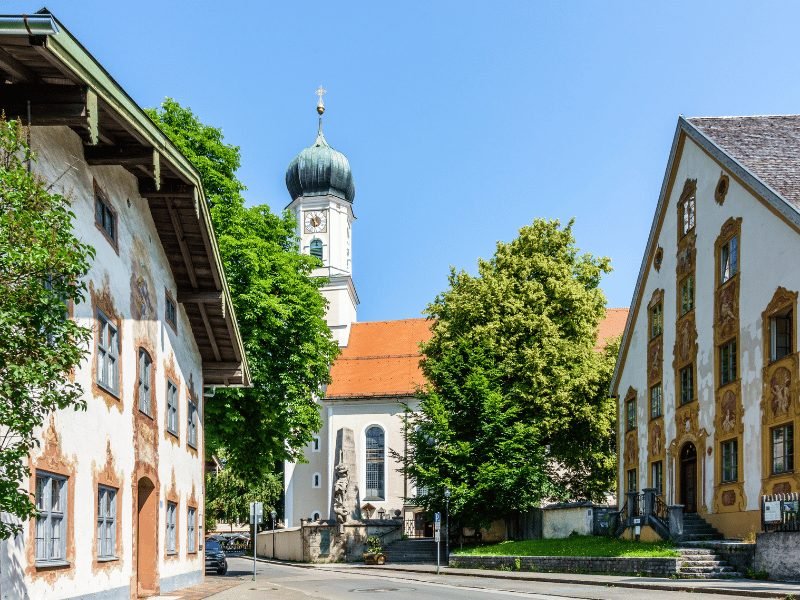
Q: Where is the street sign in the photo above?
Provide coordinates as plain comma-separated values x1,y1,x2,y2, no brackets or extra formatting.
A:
434,531,440,542
434,512,441,523
250,501,263,525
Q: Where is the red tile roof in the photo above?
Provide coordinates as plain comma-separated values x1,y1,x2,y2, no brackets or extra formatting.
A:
325,309,628,400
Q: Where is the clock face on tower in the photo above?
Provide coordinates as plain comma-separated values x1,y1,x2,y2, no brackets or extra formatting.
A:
304,210,327,233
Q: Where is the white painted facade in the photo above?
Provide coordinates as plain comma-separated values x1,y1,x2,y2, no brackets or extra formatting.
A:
614,121,800,538
0,126,207,599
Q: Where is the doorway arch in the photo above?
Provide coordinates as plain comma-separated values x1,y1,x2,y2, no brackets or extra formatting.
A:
679,442,698,513
136,477,158,597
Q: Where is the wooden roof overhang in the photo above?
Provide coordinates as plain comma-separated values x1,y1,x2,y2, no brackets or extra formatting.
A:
0,11,250,387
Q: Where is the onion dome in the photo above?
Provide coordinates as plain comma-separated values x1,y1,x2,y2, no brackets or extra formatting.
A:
285,130,356,203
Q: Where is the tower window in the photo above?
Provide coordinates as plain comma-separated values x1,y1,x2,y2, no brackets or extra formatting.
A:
310,238,323,261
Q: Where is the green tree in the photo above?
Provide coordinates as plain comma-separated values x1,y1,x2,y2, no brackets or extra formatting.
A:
403,219,617,530
205,449,281,533
0,118,94,538
147,100,338,483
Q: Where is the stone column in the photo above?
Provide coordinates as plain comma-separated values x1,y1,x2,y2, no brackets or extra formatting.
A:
626,490,639,526
668,504,684,541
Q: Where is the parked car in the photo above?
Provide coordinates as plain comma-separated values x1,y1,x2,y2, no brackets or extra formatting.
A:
205,538,228,575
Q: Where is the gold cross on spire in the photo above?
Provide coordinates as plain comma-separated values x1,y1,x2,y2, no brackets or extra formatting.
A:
316,85,327,115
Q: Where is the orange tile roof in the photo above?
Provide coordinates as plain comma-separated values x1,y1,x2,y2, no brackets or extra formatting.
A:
325,319,433,400
596,308,629,350
325,309,629,400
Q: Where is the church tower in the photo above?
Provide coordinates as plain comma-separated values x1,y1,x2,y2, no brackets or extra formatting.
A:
285,88,358,346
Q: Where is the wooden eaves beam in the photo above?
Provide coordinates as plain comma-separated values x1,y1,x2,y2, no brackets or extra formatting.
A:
0,48,37,82
85,145,160,190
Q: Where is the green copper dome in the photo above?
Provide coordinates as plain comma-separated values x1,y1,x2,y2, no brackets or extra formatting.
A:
286,130,355,203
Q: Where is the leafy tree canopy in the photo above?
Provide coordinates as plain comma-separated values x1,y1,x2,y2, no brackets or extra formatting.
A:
147,100,338,482
0,118,93,538
404,219,618,530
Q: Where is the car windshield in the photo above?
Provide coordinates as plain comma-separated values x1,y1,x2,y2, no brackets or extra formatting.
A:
206,540,221,552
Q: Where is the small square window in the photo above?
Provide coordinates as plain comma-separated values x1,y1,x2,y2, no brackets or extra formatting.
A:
680,364,694,405
94,182,117,247
720,235,739,284
771,310,793,362
772,423,794,475
721,439,738,483
649,303,663,339
165,290,177,332
649,384,662,419
626,398,637,431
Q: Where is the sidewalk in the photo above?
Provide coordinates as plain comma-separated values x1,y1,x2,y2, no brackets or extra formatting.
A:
308,561,800,598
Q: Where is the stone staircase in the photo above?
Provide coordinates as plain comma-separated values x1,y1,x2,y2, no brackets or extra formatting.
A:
383,538,438,564
682,513,724,541
677,548,742,578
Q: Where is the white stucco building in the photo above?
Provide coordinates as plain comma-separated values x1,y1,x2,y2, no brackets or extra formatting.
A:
0,12,249,599
612,115,800,539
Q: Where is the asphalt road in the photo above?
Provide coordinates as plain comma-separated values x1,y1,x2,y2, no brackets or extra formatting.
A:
205,557,759,600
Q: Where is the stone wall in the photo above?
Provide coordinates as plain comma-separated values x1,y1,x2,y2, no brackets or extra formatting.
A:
449,555,680,577
755,532,800,580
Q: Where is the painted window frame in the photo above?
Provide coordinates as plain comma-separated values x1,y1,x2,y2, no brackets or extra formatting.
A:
97,485,117,560
649,384,663,420
35,471,68,566
720,439,738,483
719,338,737,386
771,423,795,475
96,309,119,395
719,235,739,285
166,379,179,436
679,192,696,237
679,364,694,405
166,501,177,555
365,425,385,501
187,398,198,449
770,309,793,363
649,303,663,339
187,507,197,554
137,349,153,417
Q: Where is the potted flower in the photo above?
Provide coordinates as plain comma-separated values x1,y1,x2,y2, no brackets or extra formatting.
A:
363,535,386,565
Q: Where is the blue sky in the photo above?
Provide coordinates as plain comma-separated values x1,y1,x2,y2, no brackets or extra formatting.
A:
6,1,800,321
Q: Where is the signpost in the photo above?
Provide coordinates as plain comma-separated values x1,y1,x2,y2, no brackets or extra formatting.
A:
434,512,441,574
250,502,263,581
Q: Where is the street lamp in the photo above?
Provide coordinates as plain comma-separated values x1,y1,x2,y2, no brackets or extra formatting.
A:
270,510,277,559
444,488,450,563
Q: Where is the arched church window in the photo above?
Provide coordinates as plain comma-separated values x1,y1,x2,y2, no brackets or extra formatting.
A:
365,426,385,500
310,238,323,260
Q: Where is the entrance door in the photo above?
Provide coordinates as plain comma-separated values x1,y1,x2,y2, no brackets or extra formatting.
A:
680,442,698,513
136,477,158,597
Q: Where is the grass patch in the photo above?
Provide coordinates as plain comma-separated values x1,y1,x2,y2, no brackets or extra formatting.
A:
452,535,678,558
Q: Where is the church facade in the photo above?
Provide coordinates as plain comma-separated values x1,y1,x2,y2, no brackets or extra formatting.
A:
283,100,629,530
612,115,800,539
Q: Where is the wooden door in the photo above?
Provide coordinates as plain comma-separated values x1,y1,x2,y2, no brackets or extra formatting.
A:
680,443,698,513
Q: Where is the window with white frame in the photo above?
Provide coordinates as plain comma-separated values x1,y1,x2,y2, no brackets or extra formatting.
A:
187,399,198,448
312,473,321,488
97,485,116,560
187,507,196,553
166,379,179,435
166,501,177,554
138,349,152,416
96,309,119,394
35,472,67,565
365,426,385,500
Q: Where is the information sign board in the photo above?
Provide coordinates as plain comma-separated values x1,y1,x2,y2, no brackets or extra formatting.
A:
764,500,782,523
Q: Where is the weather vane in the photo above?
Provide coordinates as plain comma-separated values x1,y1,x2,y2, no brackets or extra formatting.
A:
316,85,327,115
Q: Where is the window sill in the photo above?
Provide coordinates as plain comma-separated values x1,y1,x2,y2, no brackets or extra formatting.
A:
35,560,70,569
187,442,198,450
139,409,154,420
97,556,119,563
167,429,179,439
96,382,120,399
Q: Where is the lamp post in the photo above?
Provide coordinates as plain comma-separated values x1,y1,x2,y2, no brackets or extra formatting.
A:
444,488,450,563
270,510,277,559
